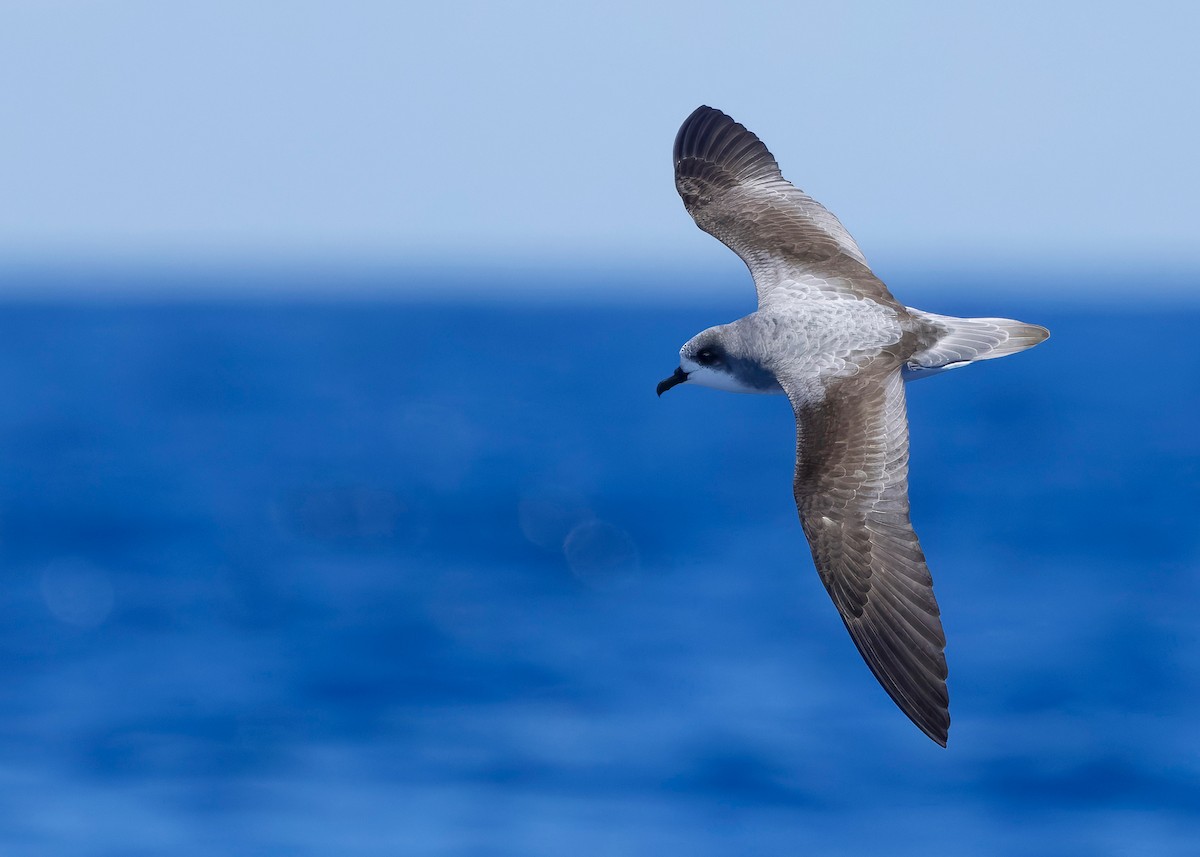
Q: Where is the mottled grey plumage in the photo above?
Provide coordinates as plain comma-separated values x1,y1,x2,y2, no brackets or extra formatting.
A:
659,106,1048,746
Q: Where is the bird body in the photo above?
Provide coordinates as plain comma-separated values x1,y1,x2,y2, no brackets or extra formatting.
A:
657,106,1048,746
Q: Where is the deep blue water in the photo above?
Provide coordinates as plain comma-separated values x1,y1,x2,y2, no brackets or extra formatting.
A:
0,290,1197,855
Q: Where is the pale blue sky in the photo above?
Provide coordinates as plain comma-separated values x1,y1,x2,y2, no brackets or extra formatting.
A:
2,1,1197,291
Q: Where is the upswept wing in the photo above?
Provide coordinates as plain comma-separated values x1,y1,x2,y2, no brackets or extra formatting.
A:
674,106,899,309
784,363,950,745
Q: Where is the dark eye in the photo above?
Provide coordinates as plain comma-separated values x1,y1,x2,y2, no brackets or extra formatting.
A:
695,348,719,366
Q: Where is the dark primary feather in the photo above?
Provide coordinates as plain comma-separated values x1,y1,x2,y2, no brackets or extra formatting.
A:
785,363,950,746
673,106,901,309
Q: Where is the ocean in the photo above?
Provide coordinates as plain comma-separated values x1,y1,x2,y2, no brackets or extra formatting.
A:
0,285,1196,855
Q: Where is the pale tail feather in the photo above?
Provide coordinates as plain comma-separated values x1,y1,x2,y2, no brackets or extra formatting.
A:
904,311,1049,379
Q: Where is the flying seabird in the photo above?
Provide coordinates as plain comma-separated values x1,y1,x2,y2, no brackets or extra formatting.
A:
657,106,1049,746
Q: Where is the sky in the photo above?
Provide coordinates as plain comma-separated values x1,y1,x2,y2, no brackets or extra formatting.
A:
1,1,1198,292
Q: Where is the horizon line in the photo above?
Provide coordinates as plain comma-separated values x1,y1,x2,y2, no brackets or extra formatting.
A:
0,258,1196,306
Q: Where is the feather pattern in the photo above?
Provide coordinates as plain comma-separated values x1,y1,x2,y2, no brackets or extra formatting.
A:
785,365,950,746
674,105,899,309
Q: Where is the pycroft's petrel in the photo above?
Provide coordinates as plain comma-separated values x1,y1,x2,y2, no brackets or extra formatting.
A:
657,106,1049,746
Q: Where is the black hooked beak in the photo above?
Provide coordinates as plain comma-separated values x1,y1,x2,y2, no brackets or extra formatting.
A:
656,366,688,397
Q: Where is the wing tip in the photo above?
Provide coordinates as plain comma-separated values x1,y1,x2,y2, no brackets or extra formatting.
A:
673,105,781,183
673,105,724,163
834,599,952,748
877,662,952,748
921,716,950,748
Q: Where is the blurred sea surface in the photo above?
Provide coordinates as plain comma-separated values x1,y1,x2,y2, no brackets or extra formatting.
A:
0,275,1197,855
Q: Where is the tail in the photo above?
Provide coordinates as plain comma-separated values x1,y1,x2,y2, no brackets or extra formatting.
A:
905,310,1049,379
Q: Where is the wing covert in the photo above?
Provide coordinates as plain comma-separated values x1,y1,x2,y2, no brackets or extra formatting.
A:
674,106,899,308
783,363,950,745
